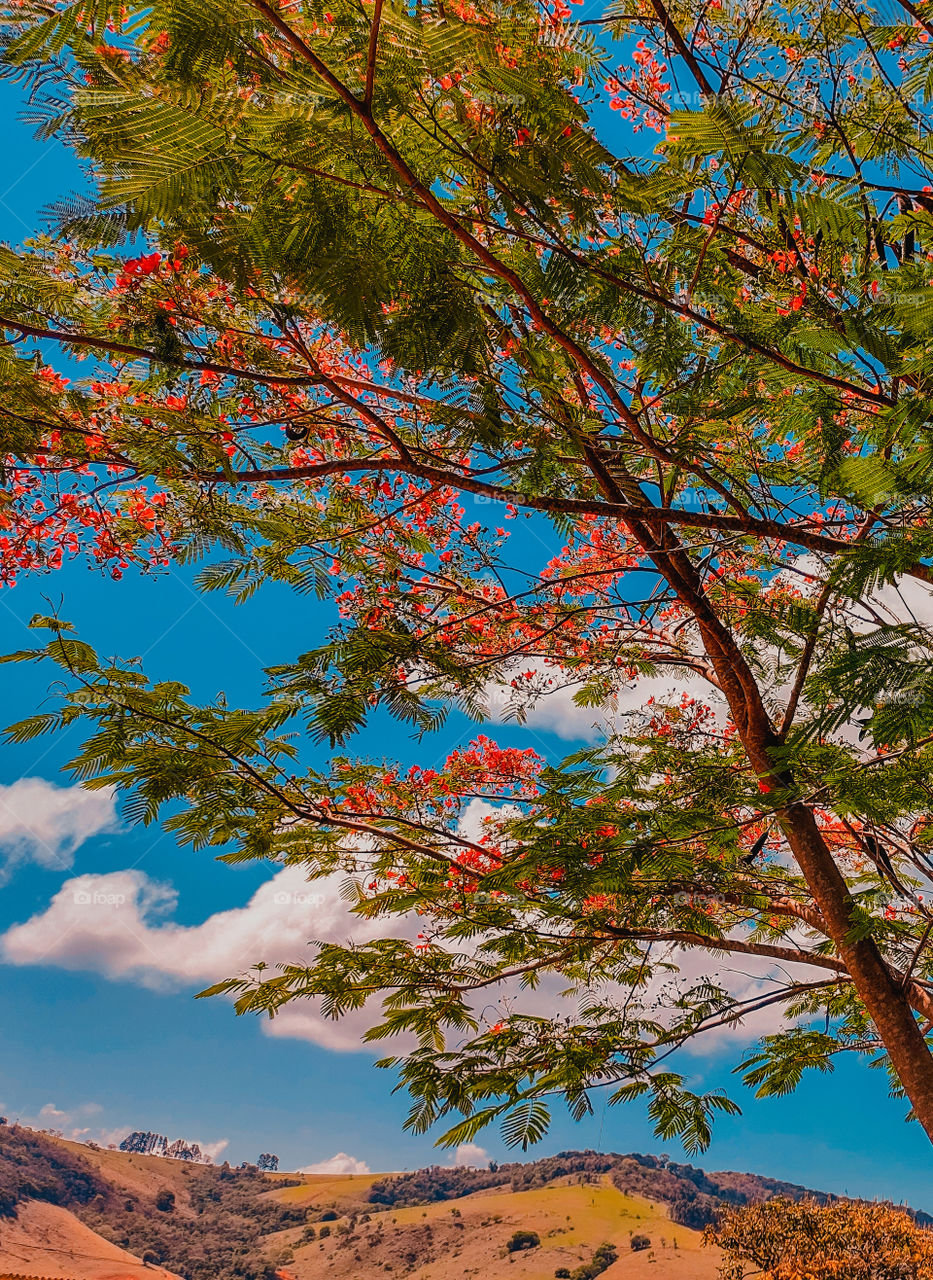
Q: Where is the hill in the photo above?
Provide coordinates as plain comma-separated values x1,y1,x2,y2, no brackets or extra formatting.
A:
355,1148,865,1231
0,1124,926,1280
265,1172,719,1280
0,1125,303,1279
0,1198,181,1280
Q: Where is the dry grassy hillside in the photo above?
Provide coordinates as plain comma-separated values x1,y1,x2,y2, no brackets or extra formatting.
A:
265,1174,722,1280
0,1198,180,1280
0,1124,304,1280
266,1171,384,1211
49,1140,208,1215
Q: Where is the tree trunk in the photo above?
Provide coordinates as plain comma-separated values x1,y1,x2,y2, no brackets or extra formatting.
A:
716,646,933,1141
779,800,933,1143
687,591,933,1140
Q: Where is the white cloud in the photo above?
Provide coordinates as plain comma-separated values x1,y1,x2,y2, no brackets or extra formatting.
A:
0,864,402,1051
653,943,810,1054
37,1102,71,1124
1,858,795,1060
778,554,933,637
478,658,726,744
197,1138,230,1163
477,663,610,742
478,559,933,747
299,1152,371,1175
511,683,609,741
259,1003,383,1051
457,797,520,845
0,702,817,1068
0,778,118,876
452,1143,488,1168
22,1100,113,1144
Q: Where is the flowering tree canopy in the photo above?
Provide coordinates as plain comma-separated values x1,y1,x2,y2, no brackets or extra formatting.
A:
4,0,933,1154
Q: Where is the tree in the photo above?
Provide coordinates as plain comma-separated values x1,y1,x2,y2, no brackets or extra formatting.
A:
120,1132,168,1158
4,0,933,1156
630,1235,651,1253
572,1243,619,1279
507,1229,540,1252
710,1198,933,1280
166,1139,206,1163
156,1188,176,1212
257,1153,280,1172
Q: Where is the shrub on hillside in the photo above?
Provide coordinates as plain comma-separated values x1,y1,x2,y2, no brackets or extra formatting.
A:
569,1242,619,1279
507,1229,540,1252
630,1234,651,1252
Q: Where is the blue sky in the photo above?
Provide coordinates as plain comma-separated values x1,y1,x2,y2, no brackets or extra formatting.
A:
1,76,932,1205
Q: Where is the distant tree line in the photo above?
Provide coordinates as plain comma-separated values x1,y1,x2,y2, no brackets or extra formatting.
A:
119,1131,168,1157
118,1134,280,1175
610,1153,850,1232
119,1131,212,1163
367,1152,619,1207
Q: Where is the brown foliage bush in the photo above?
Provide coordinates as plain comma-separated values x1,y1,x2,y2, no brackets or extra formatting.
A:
709,1197,933,1280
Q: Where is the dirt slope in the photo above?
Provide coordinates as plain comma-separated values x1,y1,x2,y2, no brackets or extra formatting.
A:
0,1199,180,1280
